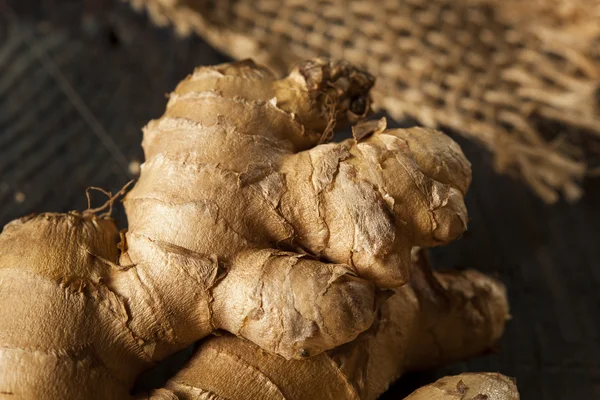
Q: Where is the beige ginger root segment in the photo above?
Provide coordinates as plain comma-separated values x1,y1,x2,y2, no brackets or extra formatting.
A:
404,372,520,400
404,372,519,400
152,250,511,400
0,213,144,399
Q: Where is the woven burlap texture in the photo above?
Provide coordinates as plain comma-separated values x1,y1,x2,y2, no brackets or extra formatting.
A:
128,0,600,203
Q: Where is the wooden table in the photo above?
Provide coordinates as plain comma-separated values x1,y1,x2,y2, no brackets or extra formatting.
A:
1,1,599,398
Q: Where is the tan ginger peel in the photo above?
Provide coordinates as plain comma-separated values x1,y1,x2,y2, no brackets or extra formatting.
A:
0,59,512,399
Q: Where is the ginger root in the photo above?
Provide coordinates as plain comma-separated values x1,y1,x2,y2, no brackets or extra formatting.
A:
404,372,519,400
151,250,509,400
0,59,511,399
121,57,472,360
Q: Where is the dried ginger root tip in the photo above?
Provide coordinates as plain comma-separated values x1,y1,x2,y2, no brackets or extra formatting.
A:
404,372,520,400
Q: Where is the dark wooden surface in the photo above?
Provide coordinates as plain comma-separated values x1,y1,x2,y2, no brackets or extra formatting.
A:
1,1,599,398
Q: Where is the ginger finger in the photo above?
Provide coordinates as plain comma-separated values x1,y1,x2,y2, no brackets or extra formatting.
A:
404,372,520,400
151,250,510,400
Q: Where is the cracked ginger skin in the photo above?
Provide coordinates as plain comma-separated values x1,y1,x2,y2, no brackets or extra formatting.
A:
0,59,504,399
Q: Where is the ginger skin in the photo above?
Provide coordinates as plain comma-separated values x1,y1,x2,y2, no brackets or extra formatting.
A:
151,250,510,400
0,59,509,399
121,57,472,361
404,372,520,400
